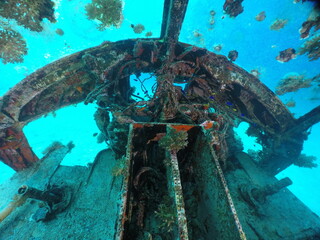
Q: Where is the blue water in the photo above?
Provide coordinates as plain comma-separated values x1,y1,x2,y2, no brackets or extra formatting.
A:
0,0,320,216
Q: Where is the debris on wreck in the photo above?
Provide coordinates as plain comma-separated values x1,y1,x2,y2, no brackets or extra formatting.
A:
276,48,297,62
255,11,266,21
275,73,312,95
223,0,244,17
270,19,288,31
228,50,239,61
298,34,320,61
131,24,145,34
85,0,123,30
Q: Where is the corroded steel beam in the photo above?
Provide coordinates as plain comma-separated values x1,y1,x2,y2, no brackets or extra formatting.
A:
161,0,189,59
287,105,320,135
0,126,38,171
161,0,189,43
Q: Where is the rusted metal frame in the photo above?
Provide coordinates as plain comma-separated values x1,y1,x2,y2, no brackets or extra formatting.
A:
160,0,189,44
286,105,320,135
0,40,303,171
116,123,134,240
205,127,247,240
167,148,189,240
0,127,39,171
160,0,171,40
197,52,295,133
161,0,189,60
257,107,320,175
0,40,295,132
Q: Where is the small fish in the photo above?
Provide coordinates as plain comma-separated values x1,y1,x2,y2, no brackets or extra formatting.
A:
137,107,147,112
226,101,233,106
172,125,194,132
76,86,83,93
200,120,215,129
203,104,209,110
4,135,16,141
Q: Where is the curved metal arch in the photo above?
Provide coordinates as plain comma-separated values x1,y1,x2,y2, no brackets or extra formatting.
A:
0,39,297,170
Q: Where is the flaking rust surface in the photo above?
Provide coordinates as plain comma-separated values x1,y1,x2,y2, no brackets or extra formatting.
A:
0,149,122,240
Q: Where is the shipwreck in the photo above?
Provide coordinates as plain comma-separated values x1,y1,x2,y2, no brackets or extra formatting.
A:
1,0,320,239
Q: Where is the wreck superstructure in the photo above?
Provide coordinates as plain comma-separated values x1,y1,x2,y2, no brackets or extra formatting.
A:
1,0,320,239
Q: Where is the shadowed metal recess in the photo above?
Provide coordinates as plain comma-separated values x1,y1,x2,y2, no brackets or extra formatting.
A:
0,0,320,239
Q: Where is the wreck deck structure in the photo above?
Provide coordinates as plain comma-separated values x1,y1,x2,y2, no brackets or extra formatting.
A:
1,0,320,239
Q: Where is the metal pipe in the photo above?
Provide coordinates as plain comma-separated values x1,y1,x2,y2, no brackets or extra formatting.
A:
251,177,293,203
18,185,62,204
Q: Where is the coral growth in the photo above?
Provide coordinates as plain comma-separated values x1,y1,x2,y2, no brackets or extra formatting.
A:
155,196,177,232
299,3,320,39
0,28,28,64
298,34,320,61
85,0,123,30
132,24,145,34
0,0,56,32
159,127,188,152
275,74,312,95
270,19,288,31
111,156,128,176
145,31,152,37
293,154,318,168
300,16,320,39
0,0,56,64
